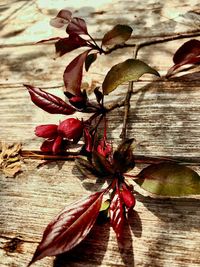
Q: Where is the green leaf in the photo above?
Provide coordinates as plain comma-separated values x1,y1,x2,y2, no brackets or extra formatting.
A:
102,24,132,47
85,53,97,72
135,163,200,196
102,59,160,95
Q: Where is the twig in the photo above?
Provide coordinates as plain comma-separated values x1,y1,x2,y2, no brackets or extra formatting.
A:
20,150,80,161
120,45,140,140
20,150,200,165
104,30,200,55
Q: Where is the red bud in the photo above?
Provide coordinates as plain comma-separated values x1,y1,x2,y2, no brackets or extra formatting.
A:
121,183,135,209
58,118,83,141
52,136,63,154
35,125,58,138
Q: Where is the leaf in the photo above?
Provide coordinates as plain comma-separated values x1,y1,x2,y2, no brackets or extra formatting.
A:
63,50,90,96
66,17,88,35
102,59,160,95
50,9,72,28
28,190,105,266
37,37,61,44
85,53,98,72
24,84,76,115
109,181,125,240
167,39,200,77
0,142,22,177
135,163,200,196
120,183,135,210
97,200,111,224
113,139,135,173
55,35,88,57
102,24,132,47
92,150,113,176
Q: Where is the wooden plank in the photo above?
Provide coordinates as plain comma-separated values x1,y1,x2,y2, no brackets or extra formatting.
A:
0,0,200,266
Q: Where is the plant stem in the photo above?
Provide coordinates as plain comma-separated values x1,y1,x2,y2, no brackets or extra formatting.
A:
104,30,200,55
20,150,200,165
120,45,140,140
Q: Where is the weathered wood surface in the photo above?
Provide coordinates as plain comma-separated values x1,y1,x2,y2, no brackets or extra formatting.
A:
0,0,200,266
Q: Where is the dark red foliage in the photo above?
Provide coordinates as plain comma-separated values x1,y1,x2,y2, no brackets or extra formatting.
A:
63,50,90,96
24,85,76,115
55,34,88,57
109,180,125,240
69,95,87,110
83,128,93,152
35,118,83,154
121,183,135,210
85,53,98,71
66,17,88,35
50,9,72,28
167,39,200,77
28,190,105,266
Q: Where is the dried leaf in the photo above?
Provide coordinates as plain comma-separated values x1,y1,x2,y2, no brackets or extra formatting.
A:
24,85,76,115
102,59,160,95
0,142,22,177
109,181,125,239
55,35,88,57
135,163,200,196
102,24,132,47
66,17,88,35
28,191,104,266
85,53,98,72
167,39,200,77
63,50,90,96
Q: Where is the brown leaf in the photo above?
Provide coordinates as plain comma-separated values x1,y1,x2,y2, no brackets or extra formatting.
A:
0,142,22,177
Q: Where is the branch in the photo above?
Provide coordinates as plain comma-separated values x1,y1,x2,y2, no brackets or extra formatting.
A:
104,30,200,55
120,45,140,140
20,150,200,166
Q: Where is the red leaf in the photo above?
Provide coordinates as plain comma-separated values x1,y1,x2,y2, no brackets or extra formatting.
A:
66,17,88,35
109,181,125,240
28,190,105,266
50,9,72,28
37,37,61,44
167,39,200,77
55,35,88,57
63,50,90,96
24,84,76,115
85,52,98,72
121,183,135,210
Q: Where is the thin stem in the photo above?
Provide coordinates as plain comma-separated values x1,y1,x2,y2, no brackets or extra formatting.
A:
104,30,200,55
120,45,140,140
20,150,200,165
87,33,104,54
20,150,80,160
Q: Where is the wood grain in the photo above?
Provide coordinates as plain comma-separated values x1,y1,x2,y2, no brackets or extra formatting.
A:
0,0,200,266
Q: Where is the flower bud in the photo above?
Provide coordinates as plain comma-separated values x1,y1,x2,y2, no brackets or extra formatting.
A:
69,96,86,109
121,183,135,209
58,118,83,141
35,124,58,138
